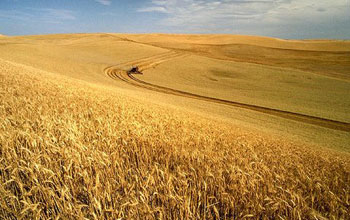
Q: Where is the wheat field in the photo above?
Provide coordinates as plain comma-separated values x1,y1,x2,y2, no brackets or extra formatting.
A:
1,34,350,219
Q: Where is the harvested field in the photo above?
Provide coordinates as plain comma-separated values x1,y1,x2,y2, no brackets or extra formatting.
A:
105,54,350,132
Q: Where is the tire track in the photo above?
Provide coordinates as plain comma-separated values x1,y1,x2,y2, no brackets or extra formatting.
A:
105,51,175,71
105,52,350,132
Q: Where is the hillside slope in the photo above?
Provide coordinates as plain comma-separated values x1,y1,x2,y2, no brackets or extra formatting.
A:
0,33,349,151
116,34,350,80
1,58,349,219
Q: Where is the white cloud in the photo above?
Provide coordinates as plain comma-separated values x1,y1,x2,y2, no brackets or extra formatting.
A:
0,8,76,24
139,0,283,26
0,10,34,21
138,7,169,13
137,0,350,38
151,0,167,6
39,8,76,20
95,0,112,6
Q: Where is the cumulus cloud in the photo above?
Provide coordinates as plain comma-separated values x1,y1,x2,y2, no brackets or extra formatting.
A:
95,0,112,6
137,0,350,38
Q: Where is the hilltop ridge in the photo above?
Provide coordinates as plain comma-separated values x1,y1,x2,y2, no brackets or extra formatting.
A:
115,33,350,51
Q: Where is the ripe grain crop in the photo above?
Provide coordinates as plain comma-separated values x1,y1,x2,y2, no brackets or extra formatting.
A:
0,59,349,219
1,34,349,150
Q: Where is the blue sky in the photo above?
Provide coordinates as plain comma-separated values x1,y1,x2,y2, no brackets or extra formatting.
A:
0,0,349,39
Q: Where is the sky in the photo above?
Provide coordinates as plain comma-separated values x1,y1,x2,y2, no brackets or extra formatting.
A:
0,0,349,39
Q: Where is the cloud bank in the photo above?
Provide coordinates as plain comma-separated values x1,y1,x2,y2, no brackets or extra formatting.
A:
138,0,350,38
95,0,112,6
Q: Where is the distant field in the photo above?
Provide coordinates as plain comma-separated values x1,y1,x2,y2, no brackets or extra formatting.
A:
0,34,349,150
139,54,350,122
117,34,350,80
0,33,349,219
117,33,350,51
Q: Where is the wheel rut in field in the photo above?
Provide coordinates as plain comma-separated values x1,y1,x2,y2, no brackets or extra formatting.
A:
105,52,350,132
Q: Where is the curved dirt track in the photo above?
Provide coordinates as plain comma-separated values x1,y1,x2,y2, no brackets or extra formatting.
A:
105,52,350,132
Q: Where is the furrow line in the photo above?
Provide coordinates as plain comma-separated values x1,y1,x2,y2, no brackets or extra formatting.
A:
104,52,350,132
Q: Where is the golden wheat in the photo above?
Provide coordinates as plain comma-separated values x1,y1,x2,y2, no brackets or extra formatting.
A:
0,59,349,219
1,34,349,150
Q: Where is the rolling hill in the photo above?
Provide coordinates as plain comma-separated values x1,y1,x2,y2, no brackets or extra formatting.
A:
0,33,349,219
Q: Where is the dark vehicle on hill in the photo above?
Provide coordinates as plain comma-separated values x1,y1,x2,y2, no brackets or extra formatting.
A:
128,66,142,74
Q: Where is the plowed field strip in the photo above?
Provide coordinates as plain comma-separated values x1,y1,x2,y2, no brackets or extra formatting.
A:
104,53,350,132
